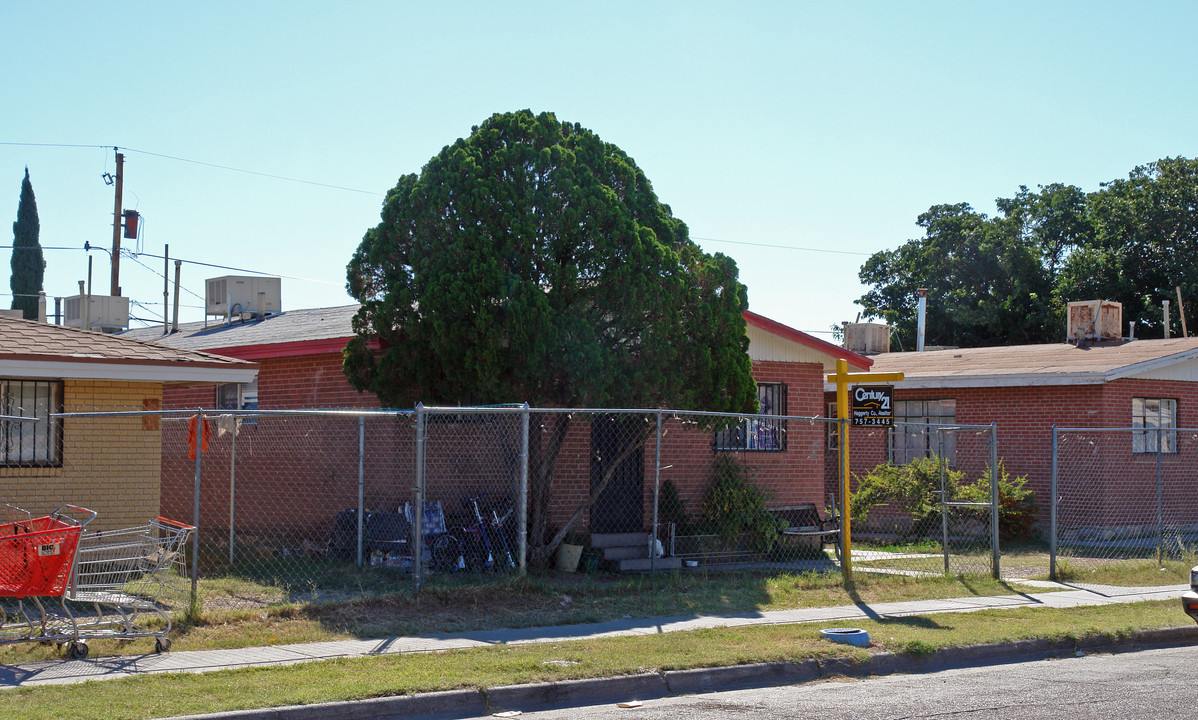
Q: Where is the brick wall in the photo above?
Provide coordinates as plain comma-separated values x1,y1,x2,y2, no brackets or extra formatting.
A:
823,377,1198,526
0,379,163,531
157,352,834,540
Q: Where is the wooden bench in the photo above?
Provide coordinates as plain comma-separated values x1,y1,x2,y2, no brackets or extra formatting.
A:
769,502,841,560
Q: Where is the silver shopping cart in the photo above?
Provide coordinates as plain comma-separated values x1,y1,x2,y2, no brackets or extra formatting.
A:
0,504,97,658
65,516,194,656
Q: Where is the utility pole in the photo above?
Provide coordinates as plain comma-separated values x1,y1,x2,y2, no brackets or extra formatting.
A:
110,148,124,296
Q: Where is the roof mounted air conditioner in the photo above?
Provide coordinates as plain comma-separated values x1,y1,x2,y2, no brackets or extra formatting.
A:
1067,300,1121,343
205,276,281,320
64,295,130,332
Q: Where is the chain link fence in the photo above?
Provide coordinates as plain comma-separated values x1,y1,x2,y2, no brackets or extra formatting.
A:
836,421,1000,578
17,401,1198,630
12,405,1024,623
1050,426,1198,579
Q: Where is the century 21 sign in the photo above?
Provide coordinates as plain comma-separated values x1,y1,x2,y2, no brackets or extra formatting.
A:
851,385,893,427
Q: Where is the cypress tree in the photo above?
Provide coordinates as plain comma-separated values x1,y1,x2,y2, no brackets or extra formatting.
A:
10,167,43,320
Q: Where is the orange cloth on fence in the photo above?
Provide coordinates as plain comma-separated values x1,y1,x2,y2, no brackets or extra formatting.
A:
188,416,210,459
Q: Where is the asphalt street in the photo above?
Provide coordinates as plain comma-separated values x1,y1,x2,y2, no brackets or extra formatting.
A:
508,645,1197,720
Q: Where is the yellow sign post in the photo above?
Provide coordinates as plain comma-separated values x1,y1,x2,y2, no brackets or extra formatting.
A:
827,358,904,581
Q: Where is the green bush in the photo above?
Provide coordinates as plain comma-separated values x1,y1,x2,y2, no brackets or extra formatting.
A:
701,457,784,554
851,456,1036,542
956,460,1038,541
658,479,692,535
851,455,963,539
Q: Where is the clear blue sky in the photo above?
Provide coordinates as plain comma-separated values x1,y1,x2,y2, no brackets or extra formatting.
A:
4,2,1196,336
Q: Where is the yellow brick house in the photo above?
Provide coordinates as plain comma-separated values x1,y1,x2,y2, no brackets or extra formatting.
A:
1,315,256,529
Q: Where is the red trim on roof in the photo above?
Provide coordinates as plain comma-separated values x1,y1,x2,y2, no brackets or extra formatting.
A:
743,311,872,370
205,336,384,361
207,337,352,360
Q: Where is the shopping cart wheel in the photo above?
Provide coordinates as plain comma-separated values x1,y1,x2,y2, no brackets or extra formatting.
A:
155,637,172,653
68,642,89,660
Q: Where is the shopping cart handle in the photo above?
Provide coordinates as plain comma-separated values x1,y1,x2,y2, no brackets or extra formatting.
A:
51,504,97,527
156,516,197,531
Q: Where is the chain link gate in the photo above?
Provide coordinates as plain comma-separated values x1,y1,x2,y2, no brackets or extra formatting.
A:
842,421,1000,578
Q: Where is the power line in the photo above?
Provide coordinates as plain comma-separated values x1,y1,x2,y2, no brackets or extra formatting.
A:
1,142,383,196
0,142,108,150
120,147,383,196
131,251,343,287
692,236,875,257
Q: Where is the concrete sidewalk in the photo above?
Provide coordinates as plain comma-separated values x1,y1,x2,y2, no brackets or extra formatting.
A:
0,581,1186,689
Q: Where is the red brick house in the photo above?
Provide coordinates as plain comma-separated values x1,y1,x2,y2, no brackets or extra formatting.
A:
826,338,1198,527
124,306,870,540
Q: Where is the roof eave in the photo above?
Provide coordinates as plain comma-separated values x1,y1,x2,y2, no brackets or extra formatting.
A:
1105,346,1198,380
0,359,259,385
821,372,1106,392
743,310,872,370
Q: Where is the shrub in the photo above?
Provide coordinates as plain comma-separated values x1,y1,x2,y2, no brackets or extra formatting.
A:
956,460,1038,541
701,457,784,554
851,456,1037,542
850,455,964,539
658,478,692,535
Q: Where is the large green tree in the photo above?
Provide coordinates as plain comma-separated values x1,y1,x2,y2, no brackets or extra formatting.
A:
858,158,1198,346
344,110,757,561
857,202,1052,348
10,168,43,320
1063,157,1198,337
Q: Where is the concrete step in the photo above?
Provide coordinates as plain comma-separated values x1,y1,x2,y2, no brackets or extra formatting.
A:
602,545,648,561
615,556,682,572
589,532,648,549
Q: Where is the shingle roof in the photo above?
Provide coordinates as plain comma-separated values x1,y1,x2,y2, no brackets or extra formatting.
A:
119,305,359,355
856,338,1198,388
0,315,257,383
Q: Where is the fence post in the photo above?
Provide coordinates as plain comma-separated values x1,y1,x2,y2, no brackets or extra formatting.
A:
228,417,237,566
1050,424,1058,581
413,403,426,593
1156,428,1163,565
839,417,852,581
519,403,529,576
651,410,662,575
191,409,203,610
990,422,999,579
939,427,949,575
358,415,365,568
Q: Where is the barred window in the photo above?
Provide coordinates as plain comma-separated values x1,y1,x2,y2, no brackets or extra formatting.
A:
889,398,956,464
1133,397,1176,454
714,383,787,452
1,379,63,466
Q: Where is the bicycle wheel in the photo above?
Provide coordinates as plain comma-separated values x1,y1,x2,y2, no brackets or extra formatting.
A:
431,534,463,572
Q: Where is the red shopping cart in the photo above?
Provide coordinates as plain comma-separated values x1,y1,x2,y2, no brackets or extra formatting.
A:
0,504,96,658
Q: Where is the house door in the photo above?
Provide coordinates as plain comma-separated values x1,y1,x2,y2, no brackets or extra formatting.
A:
590,415,644,534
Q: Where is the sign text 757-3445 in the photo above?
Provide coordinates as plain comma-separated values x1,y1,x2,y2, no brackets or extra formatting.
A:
851,385,893,427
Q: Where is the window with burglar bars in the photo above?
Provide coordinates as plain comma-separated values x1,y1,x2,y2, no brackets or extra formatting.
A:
889,398,955,464
1,379,63,466
714,382,787,451
1132,397,1177,453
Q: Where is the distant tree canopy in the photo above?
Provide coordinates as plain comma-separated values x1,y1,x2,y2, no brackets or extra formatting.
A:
10,168,43,320
344,109,756,413
857,157,1198,348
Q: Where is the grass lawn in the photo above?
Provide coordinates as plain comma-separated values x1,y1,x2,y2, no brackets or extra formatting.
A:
0,598,1187,720
1,568,1045,664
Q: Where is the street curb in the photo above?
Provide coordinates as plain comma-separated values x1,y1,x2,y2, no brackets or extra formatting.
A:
165,626,1198,720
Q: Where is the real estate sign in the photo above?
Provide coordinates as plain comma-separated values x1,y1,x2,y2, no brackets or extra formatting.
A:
851,385,892,427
